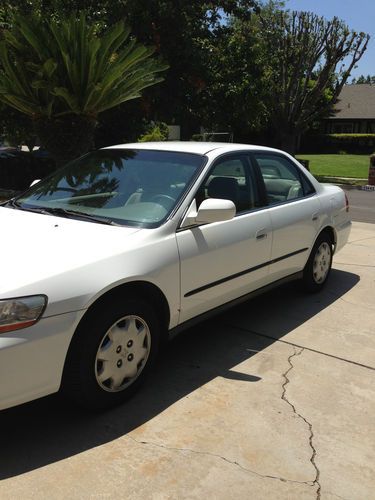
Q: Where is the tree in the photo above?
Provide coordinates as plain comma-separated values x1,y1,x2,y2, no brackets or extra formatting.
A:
257,9,369,154
195,18,270,141
0,13,167,164
1,1,260,141
352,74,375,84
95,0,260,139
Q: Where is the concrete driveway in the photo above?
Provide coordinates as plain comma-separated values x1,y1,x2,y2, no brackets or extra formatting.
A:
0,222,374,500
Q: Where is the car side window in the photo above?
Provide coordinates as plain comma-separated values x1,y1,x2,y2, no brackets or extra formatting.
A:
253,153,315,205
196,156,260,214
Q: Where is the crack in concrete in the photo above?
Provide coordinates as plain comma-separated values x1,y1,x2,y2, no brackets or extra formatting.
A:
323,289,374,311
324,491,351,500
281,347,321,500
334,261,375,268
348,235,375,244
335,295,374,312
228,323,375,372
125,434,314,488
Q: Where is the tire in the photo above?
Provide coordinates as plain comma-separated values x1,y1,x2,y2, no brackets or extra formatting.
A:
302,232,333,293
62,297,160,410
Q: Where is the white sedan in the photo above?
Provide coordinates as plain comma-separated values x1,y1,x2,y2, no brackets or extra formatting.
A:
0,142,351,410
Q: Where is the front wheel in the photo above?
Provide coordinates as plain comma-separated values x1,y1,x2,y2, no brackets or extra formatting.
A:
302,233,333,293
63,297,160,410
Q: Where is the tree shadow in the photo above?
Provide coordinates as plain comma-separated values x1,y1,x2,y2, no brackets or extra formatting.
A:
0,268,359,479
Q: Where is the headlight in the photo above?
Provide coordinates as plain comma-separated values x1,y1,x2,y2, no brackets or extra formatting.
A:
0,295,47,333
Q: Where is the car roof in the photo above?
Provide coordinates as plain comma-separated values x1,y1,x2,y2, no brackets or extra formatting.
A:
103,141,283,156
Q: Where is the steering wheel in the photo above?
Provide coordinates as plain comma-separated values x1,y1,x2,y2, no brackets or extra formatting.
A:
150,194,175,209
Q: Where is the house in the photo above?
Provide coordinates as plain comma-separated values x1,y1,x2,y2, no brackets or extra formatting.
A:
325,84,375,134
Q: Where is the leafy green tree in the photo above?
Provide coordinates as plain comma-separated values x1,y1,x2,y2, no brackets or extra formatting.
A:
258,9,369,154
0,13,167,164
138,121,169,142
352,74,375,84
1,1,260,143
196,17,269,141
0,1,261,145
99,0,260,139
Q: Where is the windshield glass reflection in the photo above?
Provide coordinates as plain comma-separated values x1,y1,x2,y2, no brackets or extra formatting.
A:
16,149,205,227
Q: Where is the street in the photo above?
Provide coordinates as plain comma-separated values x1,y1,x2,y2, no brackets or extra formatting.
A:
342,186,375,223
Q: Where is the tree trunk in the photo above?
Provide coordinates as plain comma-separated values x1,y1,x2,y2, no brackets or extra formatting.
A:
34,115,97,168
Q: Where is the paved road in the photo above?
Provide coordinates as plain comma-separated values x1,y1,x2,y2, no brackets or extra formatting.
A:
0,222,374,500
342,186,375,223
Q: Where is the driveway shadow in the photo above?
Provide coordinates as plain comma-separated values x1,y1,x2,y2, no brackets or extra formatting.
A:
0,268,359,479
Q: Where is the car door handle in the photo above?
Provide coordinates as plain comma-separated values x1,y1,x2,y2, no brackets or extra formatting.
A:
312,213,319,221
256,229,268,240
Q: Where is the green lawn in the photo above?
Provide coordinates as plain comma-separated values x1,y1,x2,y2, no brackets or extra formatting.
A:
297,154,369,179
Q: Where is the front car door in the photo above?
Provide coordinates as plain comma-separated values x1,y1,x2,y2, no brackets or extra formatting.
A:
176,153,272,324
251,152,321,281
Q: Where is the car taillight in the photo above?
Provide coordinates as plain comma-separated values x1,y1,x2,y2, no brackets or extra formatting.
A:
345,193,349,212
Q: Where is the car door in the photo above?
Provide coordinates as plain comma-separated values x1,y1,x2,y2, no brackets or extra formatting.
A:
176,153,272,324
251,152,321,281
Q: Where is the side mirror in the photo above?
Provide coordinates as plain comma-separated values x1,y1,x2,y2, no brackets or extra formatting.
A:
30,179,41,187
181,198,236,227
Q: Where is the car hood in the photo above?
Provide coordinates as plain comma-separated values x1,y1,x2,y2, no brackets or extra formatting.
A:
0,207,142,298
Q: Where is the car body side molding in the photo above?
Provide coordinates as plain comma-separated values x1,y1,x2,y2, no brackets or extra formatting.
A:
171,271,303,338
184,248,308,297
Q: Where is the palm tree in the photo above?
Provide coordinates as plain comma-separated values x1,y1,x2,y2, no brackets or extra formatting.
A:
0,13,167,165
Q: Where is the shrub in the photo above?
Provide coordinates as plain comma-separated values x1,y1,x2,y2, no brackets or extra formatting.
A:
138,122,169,142
191,134,203,141
301,133,375,154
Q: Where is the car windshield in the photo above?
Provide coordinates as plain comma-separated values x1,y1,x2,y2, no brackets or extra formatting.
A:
14,149,205,227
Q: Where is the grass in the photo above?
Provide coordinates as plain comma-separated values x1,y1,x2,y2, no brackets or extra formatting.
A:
296,154,369,179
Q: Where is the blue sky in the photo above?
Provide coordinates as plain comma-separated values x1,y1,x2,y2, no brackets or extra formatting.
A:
284,0,374,79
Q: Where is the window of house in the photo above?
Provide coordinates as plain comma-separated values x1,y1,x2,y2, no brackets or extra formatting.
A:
331,123,354,134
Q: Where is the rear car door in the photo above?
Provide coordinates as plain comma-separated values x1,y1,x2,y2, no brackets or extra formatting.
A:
251,152,321,281
177,153,272,323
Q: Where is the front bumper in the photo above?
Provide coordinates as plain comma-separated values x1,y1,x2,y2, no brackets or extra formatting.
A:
0,310,83,411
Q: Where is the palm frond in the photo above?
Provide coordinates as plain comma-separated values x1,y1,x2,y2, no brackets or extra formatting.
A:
0,12,168,119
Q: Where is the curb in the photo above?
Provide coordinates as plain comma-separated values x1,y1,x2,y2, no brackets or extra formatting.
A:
336,184,375,191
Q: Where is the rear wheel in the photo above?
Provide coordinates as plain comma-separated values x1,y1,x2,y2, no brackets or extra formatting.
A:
303,233,333,292
63,297,160,410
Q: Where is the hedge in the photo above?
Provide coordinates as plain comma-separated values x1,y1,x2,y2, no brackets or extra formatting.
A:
300,134,375,154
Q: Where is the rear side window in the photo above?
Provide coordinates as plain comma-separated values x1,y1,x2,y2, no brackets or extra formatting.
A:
253,153,315,205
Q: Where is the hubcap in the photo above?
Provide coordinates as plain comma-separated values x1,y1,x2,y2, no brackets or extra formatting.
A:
312,242,331,284
95,315,151,392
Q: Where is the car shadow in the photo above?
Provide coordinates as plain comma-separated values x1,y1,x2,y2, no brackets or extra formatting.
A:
218,267,361,341
0,268,359,479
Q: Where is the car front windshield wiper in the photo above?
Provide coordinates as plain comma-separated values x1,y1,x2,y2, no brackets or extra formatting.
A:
39,207,120,225
5,200,119,226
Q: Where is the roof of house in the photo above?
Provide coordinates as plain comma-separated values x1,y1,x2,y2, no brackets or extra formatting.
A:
330,84,375,120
